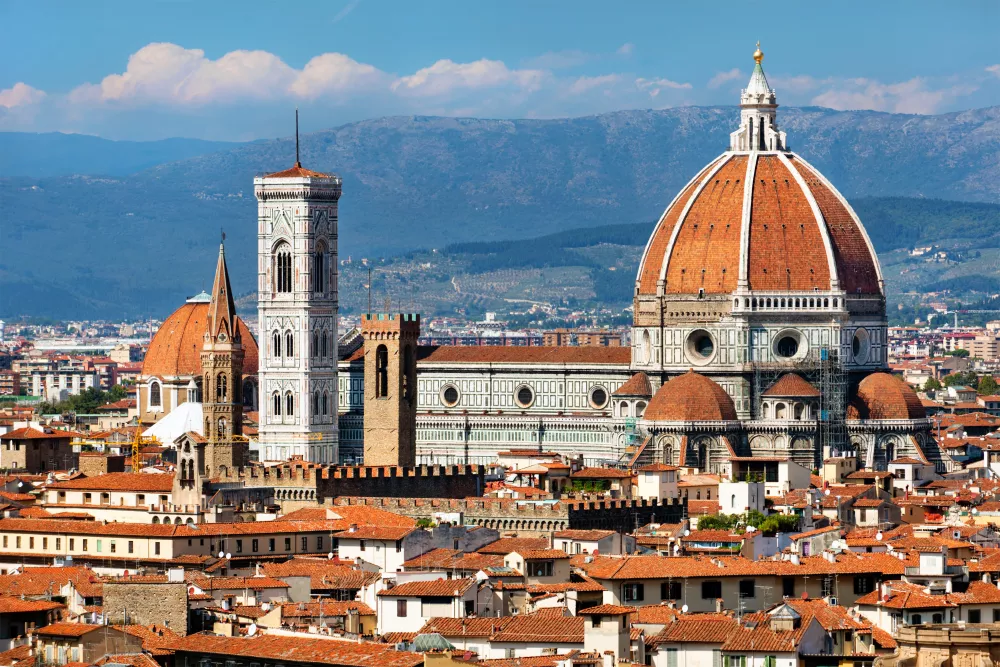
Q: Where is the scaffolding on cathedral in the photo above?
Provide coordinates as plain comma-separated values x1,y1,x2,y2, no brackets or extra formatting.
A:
750,345,849,463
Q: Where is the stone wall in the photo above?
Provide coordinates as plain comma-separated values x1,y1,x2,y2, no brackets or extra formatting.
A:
78,454,126,476
331,496,686,536
103,581,188,636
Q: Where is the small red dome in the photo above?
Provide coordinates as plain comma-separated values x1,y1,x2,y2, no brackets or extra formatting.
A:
849,373,925,420
645,371,738,422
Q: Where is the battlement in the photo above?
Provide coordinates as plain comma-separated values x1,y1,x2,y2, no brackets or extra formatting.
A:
361,312,421,338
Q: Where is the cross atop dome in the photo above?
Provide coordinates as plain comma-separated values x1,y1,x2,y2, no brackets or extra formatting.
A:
729,42,786,152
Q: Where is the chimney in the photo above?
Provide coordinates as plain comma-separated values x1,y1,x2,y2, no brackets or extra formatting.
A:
715,598,724,613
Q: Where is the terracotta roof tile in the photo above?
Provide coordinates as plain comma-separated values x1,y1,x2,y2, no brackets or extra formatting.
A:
167,633,422,667
142,302,257,378
762,374,821,398
613,372,653,397
377,578,476,597
645,371,738,422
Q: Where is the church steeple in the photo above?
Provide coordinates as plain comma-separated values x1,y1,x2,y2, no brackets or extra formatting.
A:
207,240,239,344
729,42,787,152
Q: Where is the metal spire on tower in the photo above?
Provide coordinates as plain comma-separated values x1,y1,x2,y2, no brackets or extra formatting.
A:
295,108,301,167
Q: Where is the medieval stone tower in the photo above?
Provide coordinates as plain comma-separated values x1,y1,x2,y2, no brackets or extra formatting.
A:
255,143,341,465
201,242,246,476
362,313,419,467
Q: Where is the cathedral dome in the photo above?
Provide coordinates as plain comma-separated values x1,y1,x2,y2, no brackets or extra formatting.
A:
645,371,738,422
635,47,882,300
847,373,926,421
142,297,258,379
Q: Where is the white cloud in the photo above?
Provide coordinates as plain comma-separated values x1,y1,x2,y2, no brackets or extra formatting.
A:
810,76,976,114
708,68,742,89
291,53,389,99
617,43,635,57
0,82,46,109
636,77,692,98
568,74,622,95
331,0,360,24
392,59,546,97
987,64,1000,78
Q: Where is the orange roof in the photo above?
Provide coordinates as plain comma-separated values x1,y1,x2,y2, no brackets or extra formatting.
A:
167,633,421,667
0,427,72,441
487,614,584,644
578,604,635,615
613,372,653,397
48,472,174,492
143,301,258,378
849,373,926,420
478,537,550,555
377,578,476,597
417,345,630,365
36,622,102,638
763,373,820,398
645,371,738,422
263,163,332,179
570,467,632,480
637,152,880,297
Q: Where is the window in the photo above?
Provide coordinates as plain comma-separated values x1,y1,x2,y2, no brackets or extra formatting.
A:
14,537,19,549
286,392,294,417
321,392,328,415
969,609,981,623
272,392,282,417
312,392,319,416
592,615,603,628
317,536,323,550
515,384,534,408
128,541,134,554
321,332,328,358
360,540,366,551
932,613,943,624
217,374,227,402
739,579,755,599
395,540,402,553
285,332,294,357
666,649,678,667
236,540,243,553
992,609,1000,623
273,332,281,359
529,561,554,577
154,542,160,556
623,583,644,602
284,537,291,551
275,243,292,293
763,657,776,667
782,577,795,598
702,581,723,599
301,536,307,551
83,539,88,551
397,599,407,617
29,537,34,549
313,245,326,293
375,345,389,398
854,575,874,595
252,539,259,552
268,538,275,552
69,539,74,551
661,581,681,601
911,614,922,625
149,380,162,407
821,575,834,598
42,537,47,550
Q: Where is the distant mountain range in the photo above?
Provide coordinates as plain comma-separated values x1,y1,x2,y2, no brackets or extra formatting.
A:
3,105,1000,319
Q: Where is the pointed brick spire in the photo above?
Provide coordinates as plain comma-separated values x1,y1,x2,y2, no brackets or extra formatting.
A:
208,242,239,344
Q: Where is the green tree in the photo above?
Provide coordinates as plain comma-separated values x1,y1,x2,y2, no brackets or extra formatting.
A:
943,371,978,388
945,349,970,358
923,377,942,391
978,375,999,396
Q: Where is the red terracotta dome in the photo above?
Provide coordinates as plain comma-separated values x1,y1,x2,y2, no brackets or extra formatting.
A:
142,299,258,378
847,373,925,420
636,152,881,298
645,371,738,422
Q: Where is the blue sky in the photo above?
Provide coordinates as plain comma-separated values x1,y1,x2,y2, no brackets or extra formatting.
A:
2,1,999,141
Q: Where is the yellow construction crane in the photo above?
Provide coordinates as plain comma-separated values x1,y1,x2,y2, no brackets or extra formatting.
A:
131,424,160,473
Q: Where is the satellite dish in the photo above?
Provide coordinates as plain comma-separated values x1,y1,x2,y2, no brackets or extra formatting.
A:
16,482,22,488
247,623,257,637
681,604,689,613
824,489,831,496
683,529,690,537
875,531,883,541
225,553,232,560
327,552,334,560
746,526,756,533
218,551,225,558
973,508,980,515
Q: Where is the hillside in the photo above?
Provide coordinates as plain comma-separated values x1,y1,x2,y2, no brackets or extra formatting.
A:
3,105,1000,318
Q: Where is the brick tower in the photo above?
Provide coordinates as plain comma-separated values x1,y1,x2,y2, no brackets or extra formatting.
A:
201,241,246,476
362,313,419,466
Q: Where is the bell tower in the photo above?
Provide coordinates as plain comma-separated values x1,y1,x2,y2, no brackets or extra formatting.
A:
362,313,419,467
201,241,246,476
255,113,342,464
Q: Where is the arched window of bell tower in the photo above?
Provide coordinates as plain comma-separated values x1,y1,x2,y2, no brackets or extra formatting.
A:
274,242,292,293
314,242,327,293
217,374,227,402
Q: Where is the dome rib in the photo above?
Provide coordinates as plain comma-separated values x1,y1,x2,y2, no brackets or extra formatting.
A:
662,155,746,294
776,151,840,289
644,371,738,422
636,156,725,294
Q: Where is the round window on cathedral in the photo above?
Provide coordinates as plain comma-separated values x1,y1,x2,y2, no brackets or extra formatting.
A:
685,330,716,365
852,328,871,365
773,329,806,360
515,384,535,408
589,386,609,409
441,384,460,408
